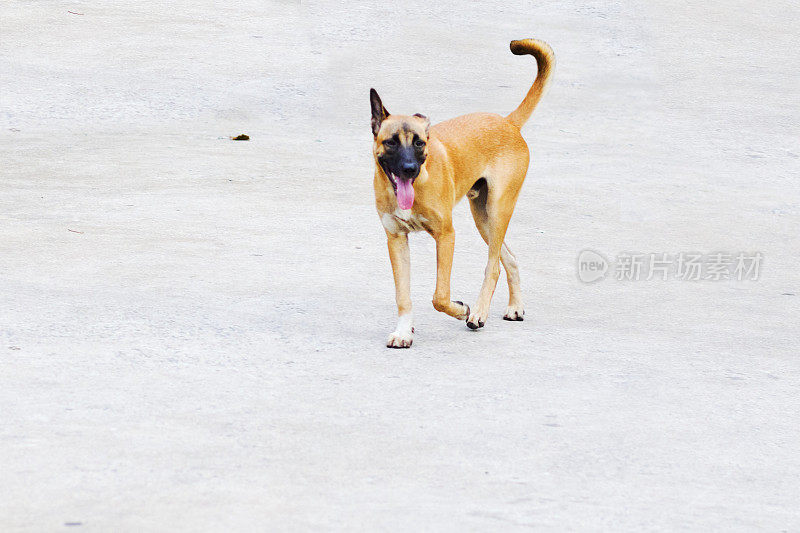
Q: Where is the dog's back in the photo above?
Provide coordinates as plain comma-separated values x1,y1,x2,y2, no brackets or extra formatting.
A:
431,112,529,199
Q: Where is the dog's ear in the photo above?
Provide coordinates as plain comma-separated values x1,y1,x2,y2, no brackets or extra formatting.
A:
370,88,389,137
413,113,430,136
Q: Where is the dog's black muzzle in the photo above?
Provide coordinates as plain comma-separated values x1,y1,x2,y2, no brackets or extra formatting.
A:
399,161,419,179
380,146,423,189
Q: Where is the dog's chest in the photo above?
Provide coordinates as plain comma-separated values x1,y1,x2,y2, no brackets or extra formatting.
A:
380,209,429,234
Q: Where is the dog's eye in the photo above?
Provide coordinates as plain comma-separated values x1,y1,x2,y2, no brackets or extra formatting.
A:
383,139,397,149
414,139,426,148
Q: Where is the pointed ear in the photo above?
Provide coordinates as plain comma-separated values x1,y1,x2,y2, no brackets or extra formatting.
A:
413,113,430,136
370,88,389,137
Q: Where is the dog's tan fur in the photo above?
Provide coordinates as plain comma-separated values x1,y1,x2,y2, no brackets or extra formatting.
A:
372,39,555,348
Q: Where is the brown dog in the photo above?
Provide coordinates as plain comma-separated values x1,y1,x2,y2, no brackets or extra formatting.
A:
371,39,554,348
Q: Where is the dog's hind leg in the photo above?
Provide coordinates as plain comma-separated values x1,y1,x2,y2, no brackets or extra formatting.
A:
466,178,523,329
386,232,414,348
468,181,524,320
498,242,524,320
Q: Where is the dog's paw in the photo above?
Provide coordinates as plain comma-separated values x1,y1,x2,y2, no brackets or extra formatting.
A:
503,304,525,321
387,330,413,348
453,301,470,320
387,314,413,348
466,311,486,330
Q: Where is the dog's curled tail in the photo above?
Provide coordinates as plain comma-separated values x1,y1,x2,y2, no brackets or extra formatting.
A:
506,39,555,128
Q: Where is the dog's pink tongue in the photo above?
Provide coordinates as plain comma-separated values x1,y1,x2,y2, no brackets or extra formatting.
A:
396,178,415,210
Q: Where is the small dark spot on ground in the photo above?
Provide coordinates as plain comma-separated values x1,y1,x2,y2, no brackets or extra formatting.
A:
231,134,249,141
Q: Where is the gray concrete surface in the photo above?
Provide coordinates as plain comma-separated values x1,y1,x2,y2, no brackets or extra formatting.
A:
2,0,799,530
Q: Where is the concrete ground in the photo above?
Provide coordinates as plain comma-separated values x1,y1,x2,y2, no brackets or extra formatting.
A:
2,0,799,530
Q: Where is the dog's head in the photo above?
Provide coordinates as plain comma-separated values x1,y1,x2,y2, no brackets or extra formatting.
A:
370,88,430,210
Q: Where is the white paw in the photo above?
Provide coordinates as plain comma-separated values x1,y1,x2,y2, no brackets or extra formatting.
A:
387,330,414,348
453,300,470,320
503,303,525,321
466,311,486,330
387,313,414,348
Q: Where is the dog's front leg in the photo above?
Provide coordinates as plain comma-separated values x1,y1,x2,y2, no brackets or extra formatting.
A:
386,231,414,348
432,225,471,321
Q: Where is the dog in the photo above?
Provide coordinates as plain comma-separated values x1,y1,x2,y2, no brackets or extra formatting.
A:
371,38,554,348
